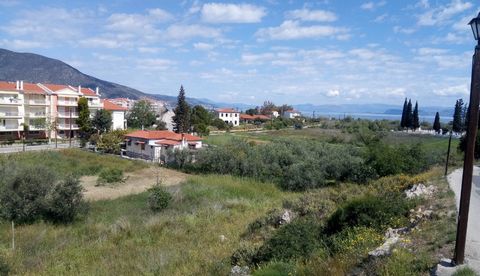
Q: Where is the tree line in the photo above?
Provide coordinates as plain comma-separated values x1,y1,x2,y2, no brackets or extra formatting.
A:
400,98,420,131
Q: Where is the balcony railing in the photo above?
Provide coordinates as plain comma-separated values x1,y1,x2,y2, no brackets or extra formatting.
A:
57,112,79,118
0,112,22,117
58,124,79,130
89,102,102,107
0,98,21,105
28,112,46,117
25,100,48,105
0,125,20,131
57,101,77,106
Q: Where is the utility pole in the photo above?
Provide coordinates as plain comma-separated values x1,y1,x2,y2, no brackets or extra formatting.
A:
69,107,72,148
445,131,453,176
454,13,480,264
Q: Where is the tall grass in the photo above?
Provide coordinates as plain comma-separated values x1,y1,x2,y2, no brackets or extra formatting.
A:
0,149,147,177
0,175,297,275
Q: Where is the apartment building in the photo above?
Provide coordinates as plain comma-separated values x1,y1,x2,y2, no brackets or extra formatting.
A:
0,81,103,140
216,108,240,127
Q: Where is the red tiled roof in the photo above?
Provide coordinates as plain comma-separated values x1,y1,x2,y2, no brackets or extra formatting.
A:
42,83,72,92
240,114,270,120
286,109,300,113
125,130,202,141
103,99,128,111
23,83,46,94
79,87,97,96
155,139,181,146
217,108,237,113
0,81,17,91
255,115,270,120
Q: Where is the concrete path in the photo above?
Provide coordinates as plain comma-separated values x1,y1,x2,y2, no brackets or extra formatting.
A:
447,167,480,273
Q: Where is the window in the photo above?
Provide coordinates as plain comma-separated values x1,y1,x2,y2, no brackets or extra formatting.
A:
127,140,131,146
141,143,145,150
1,120,5,126
234,121,237,125
235,113,238,117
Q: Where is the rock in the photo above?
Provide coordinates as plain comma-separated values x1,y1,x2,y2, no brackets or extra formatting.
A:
230,265,250,276
219,235,226,242
433,258,470,276
405,184,436,199
279,210,293,225
369,227,408,257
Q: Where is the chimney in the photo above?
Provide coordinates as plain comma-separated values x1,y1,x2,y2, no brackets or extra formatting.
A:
20,81,23,90
181,133,186,147
95,87,100,96
16,81,19,90
78,85,81,94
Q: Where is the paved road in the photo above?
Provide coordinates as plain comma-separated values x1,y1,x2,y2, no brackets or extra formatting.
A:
0,142,79,153
448,167,480,272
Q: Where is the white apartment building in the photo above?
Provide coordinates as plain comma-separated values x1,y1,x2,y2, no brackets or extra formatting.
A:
103,99,127,130
216,108,240,127
0,81,111,141
282,109,301,119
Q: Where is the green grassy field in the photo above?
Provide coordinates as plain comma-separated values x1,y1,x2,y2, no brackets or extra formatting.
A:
0,175,297,275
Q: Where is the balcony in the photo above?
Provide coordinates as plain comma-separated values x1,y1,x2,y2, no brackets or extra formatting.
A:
0,112,22,118
57,101,77,106
88,101,102,108
58,124,79,130
29,125,46,131
0,98,22,105
57,112,79,118
25,100,48,106
0,125,20,131
28,112,47,118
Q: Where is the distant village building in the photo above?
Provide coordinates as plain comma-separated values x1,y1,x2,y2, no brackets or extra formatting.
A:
240,114,270,124
124,130,202,162
271,111,279,118
108,98,135,110
282,109,301,119
216,108,240,127
103,99,127,130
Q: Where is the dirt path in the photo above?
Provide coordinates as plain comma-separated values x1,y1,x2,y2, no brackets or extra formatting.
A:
447,167,480,273
81,166,188,201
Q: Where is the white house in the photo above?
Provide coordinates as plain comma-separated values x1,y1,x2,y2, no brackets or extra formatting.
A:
124,130,202,162
216,108,240,127
283,109,301,119
103,99,127,130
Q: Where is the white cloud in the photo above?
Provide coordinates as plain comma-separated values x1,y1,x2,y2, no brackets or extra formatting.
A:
0,39,48,49
374,13,388,23
361,1,386,11
136,58,175,70
393,26,416,34
417,47,449,55
433,84,469,96
256,20,349,40
286,8,337,22
201,3,266,23
417,0,473,26
106,9,172,33
193,42,215,50
165,24,222,40
241,53,275,65
326,89,340,97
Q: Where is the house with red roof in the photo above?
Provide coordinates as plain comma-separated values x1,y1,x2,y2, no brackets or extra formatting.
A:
216,108,240,127
124,130,202,162
103,99,127,130
239,114,271,124
282,109,301,119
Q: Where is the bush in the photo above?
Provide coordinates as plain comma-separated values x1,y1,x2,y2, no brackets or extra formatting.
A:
0,255,9,276
97,168,124,185
325,195,412,234
0,165,87,224
44,176,87,223
253,220,320,264
148,185,172,212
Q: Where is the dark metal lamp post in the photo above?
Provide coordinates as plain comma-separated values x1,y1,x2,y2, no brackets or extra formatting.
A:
453,12,480,265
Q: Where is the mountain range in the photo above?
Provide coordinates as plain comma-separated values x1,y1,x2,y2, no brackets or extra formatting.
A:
0,48,454,119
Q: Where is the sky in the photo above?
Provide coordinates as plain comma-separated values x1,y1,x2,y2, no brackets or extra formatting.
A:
0,0,478,107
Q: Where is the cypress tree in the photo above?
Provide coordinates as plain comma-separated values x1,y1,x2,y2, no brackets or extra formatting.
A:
400,98,407,128
406,99,413,129
453,99,464,133
173,85,191,133
76,97,92,145
433,112,441,134
412,101,420,131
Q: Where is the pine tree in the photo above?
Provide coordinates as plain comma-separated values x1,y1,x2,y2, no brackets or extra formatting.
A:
173,85,191,133
400,98,407,128
412,101,420,131
453,99,464,133
433,112,441,134
406,99,413,129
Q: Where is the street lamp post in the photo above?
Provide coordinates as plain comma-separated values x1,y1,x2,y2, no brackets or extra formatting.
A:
453,12,480,265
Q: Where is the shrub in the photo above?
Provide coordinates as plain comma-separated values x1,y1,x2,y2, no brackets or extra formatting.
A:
45,176,87,223
253,262,296,276
231,243,258,266
148,185,172,212
96,130,128,154
0,255,9,276
0,165,87,224
254,220,320,264
453,267,477,276
328,226,383,255
325,195,412,234
97,168,124,185
378,248,432,276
